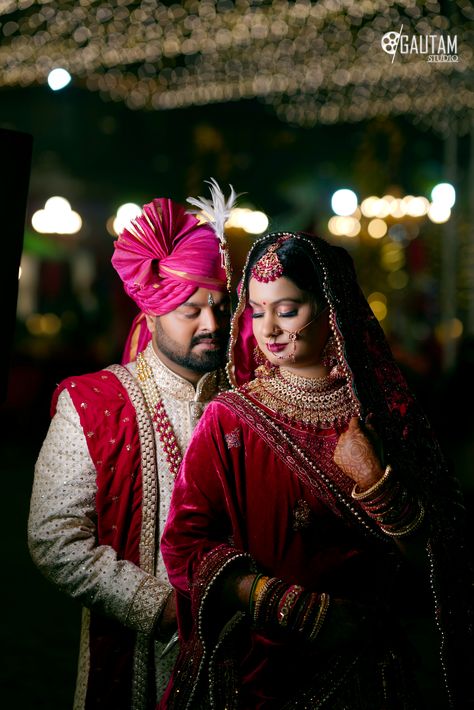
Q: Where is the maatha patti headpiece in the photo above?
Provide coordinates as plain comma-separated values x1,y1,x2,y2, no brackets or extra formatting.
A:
251,233,292,283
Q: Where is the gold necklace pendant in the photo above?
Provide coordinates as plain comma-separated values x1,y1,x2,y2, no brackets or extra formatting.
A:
246,367,357,429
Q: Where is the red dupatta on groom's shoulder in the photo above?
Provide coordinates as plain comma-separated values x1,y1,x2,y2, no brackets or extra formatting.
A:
52,369,152,710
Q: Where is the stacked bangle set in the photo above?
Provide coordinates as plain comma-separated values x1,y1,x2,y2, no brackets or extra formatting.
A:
352,464,425,537
249,574,330,642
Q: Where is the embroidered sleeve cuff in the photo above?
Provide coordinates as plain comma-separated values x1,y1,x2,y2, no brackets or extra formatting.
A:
125,576,172,634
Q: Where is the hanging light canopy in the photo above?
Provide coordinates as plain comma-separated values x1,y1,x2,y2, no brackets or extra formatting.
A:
1,1,472,134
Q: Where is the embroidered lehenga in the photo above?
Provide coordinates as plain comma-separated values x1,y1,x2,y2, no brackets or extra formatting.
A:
159,234,473,709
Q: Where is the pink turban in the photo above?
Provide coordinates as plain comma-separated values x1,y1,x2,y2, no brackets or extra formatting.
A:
111,197,227,362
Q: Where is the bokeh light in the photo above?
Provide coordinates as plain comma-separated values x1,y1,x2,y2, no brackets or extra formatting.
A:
112,203,142,236
32,197,82,235
226,208,269,235
331,189,358,217
367,218,387,239
368,292,388,321
427,202,451,224
327,216,360,237
387,270,409,290
47,68,72,91
431,182,456,209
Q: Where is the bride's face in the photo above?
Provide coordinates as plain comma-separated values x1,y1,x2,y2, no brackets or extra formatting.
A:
248,276,330,373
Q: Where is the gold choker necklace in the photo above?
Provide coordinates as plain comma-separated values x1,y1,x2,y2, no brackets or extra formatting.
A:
245,367,358,429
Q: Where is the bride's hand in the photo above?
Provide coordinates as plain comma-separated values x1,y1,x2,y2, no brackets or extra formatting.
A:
333,416,384,490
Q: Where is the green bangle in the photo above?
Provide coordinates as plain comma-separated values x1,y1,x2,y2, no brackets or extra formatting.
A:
248,573,263,616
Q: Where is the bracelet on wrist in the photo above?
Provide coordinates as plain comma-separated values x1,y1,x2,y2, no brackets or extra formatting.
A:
248,573,264,616
352,463,425,538
351,464,393,500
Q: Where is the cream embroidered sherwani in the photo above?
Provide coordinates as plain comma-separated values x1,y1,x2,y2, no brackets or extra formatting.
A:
28,342,227,709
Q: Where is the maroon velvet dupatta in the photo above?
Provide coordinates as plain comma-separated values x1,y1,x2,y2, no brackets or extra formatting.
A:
160,233,473,708
161,395,410,709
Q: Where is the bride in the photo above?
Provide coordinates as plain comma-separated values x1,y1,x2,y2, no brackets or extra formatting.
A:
159,232,472,709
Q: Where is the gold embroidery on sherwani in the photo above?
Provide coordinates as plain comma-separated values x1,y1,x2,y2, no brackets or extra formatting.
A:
107,363,159,710
122,343,228,706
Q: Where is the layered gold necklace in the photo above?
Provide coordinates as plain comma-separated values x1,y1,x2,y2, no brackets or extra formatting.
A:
245,367,358,429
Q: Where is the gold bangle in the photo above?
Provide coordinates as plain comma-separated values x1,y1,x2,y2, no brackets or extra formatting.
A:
351,464,393,501
309,592,330,641
380,504,425,538
252,576,272,622
253,575,270,604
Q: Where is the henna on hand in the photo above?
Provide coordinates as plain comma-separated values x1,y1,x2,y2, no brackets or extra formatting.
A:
334,416,384,489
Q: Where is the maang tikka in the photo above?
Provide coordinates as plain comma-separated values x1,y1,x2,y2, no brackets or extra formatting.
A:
251,234,292,283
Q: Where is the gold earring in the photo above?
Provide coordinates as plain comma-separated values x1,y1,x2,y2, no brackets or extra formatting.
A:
253,345,275,378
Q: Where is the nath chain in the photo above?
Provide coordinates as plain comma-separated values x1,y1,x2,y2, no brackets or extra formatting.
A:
136,352,183,478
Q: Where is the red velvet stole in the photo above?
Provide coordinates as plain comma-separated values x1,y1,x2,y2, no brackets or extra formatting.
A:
52,370,143,709
159,392,392,709
218,390,387,544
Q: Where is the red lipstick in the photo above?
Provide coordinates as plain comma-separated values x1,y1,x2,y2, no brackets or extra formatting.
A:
266,342,287,353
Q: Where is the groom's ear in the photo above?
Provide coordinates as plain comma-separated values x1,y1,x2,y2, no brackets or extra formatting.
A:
145,315,157,334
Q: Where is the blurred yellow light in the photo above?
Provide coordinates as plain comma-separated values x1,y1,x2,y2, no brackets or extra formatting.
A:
340,217,360,237
328,216,360,237
26,314,43,336
367,218,387,239
389,199,406,219
451,318,463,338
25,313,62,336
361,196,379,218
328,216,340,235
404,196,429,217
243,210,269,235
112,202,142,236
226,208,269,234
387,271,409,289
381,243,405,271
373,198,391,218
435,318,463,342
369,300,387,321
427,203,451,224
368,291,387,305
42,313,62,335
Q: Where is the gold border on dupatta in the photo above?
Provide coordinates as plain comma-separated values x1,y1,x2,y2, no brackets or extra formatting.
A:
107,364,158,710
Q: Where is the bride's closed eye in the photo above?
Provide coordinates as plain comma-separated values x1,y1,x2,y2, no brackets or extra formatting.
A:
277,310,298,318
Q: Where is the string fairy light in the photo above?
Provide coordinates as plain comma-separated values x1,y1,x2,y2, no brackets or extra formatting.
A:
0,1,472,133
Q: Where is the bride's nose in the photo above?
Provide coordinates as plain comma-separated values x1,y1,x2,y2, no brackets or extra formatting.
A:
261,313,282,338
